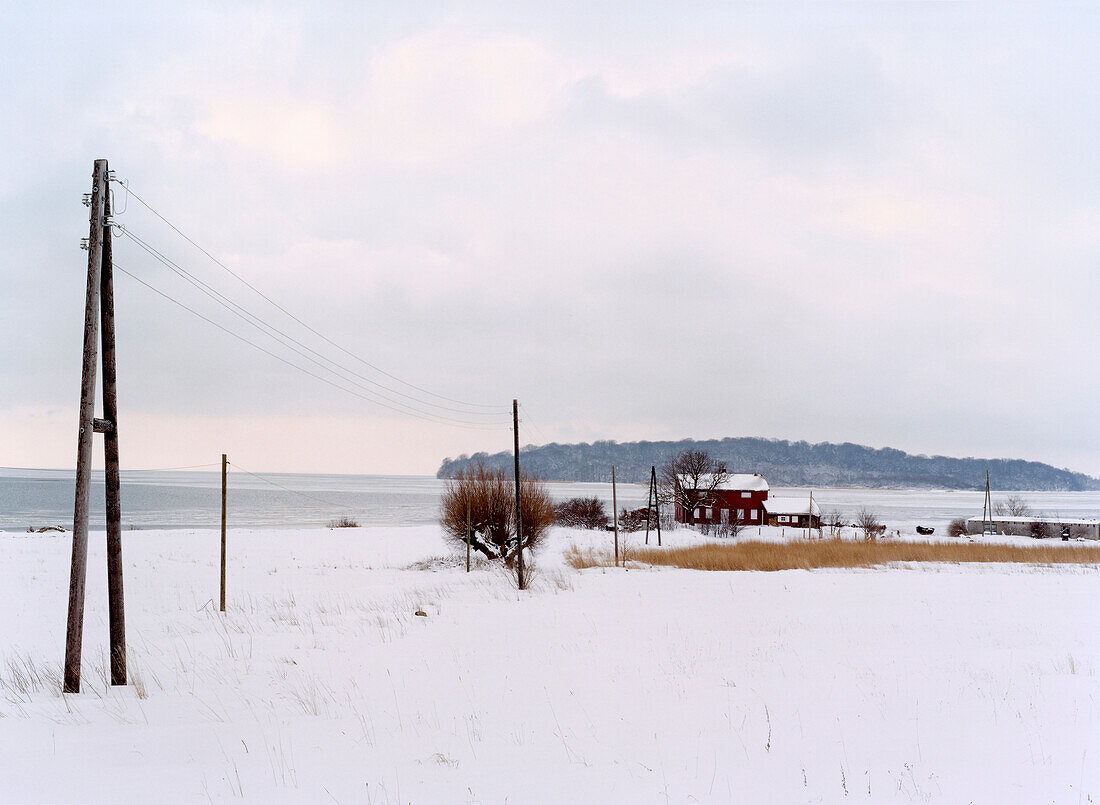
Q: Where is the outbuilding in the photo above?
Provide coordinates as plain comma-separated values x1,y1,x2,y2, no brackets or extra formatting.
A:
764,497,821,529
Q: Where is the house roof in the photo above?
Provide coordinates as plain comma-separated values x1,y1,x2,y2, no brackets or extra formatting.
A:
679,473,769,492
764,497,821,516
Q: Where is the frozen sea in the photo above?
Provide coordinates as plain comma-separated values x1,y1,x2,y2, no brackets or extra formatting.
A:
3,467,1099,534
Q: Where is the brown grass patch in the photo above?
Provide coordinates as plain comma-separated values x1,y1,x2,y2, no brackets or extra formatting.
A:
566,538,1100,572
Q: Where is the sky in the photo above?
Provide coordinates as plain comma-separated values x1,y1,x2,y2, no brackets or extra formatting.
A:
1,2,1098,477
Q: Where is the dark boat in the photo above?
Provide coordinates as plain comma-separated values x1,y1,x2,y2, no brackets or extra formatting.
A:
915,526,935,535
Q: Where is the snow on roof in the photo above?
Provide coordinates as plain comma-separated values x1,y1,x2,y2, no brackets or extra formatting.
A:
678,473,769,492
965,515,1099,525
764,497,821,516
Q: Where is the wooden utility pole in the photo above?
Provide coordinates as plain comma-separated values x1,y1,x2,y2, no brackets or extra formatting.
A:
101,177,126,686
982,470,992,536
65,159,126,693
611,465,619,567
644,465,662,547
512,400,525,590
466,496,471,573
220,454,227,611
654,466,662,547
806,490,813,540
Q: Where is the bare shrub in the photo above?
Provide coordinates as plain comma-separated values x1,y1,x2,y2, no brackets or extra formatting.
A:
947,518,968,538
554,497,608,530
328,516,359,528
439,462,554,565
855,508,884,541
822,509,846,538
617,507,648,532
1030,520,1053,539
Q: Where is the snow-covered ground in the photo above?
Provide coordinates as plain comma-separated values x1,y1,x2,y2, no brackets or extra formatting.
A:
1,524,1098,803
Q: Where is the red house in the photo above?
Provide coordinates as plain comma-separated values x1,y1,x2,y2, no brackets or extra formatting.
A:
673,473,770,526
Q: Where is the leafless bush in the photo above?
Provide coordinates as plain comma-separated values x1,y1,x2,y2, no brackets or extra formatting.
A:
617,507,648,532
822,509,846,538
947,518,968,538
328,516,359,528
1030,520,1053,539
554,497,609,530
439,462,554,565
855,508,884,541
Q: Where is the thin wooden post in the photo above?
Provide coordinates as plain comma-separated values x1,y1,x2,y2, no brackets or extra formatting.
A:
220,454,227,612
101,180,126,685
644,468,653,546
611,465,619,567
652,465,662,547
466,496,471,573
512,399,525,590
65,159,108,694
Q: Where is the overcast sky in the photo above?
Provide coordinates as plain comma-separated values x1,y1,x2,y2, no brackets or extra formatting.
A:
2,2,1098,477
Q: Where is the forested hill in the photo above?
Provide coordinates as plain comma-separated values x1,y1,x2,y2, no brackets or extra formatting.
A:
437,438,1100,491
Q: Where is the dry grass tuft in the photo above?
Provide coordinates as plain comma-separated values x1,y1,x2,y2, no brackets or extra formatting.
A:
566,538,1100,572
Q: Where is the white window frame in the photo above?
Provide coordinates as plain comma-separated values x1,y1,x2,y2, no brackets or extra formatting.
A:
741,492,752,498
750,509,758,521
694,507,701,520
778,515,789,523
704,507,712,520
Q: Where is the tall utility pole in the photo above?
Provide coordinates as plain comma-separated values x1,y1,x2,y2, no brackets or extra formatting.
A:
611,465,619,567
982,470,993,536
220,454,228,612
644,465,662,547
65,159,126,693
512,399,526,590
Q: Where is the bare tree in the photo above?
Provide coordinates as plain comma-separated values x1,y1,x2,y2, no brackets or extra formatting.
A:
947,517,968,538
855,507,884,541
993,494,1032,518
439,462,554,566
822,509,846,538
656,449,729,525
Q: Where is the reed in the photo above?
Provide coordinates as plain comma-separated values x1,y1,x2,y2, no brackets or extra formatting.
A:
566,538,1100,572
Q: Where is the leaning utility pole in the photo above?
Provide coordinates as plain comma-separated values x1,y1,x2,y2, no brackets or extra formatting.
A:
512,399,526,590
65,159,126,692
644,465,662,547
981,470,993,536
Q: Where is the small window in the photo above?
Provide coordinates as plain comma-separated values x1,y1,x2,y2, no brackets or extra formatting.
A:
741,492,752,498
750,509,758,521
704,507,712,519
737,509,744,520
778,515,789,523
694,508,701,519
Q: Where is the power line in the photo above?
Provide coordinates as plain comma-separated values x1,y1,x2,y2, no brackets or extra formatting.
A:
118,228,508,423
1,463,222,473
119,181,504,411
228,462,347,508
518,403,552,445
114,262,510,431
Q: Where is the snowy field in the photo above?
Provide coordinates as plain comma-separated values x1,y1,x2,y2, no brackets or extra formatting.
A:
1,524,1098,803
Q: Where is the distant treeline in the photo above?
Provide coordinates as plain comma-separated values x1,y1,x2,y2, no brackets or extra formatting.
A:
437,437,1100,491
